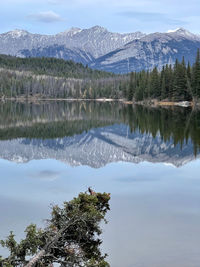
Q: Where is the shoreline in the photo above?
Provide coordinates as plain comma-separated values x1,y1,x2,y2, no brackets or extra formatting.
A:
0,97,196,108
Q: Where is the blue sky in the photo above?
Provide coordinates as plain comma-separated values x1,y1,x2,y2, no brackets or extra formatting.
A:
1,0,200,35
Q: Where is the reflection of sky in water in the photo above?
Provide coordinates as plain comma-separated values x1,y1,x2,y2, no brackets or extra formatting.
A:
1,159,200,267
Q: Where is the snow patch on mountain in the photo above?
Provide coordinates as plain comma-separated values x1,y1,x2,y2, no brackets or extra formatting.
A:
0,26,145,60
1,26,200,73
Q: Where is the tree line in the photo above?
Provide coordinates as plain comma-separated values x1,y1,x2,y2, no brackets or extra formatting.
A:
127,49,200,102
0,50,200,101
0,54,128,99
0,69,128,100
0,54,113,79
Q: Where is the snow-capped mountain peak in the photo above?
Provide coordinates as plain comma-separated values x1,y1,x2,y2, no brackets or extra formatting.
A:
7,29,29,38
0,26,146,61
60,27,82,35
90,25,108,32
167,27,185,33
1,26,200,73
167,27,198,39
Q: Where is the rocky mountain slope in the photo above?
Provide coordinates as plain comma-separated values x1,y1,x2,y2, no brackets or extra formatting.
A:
0,26,144,64
0,26,200,73
92,28,200,73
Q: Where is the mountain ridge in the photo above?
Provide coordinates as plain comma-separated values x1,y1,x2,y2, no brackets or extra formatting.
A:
1,26,200,73
0,26,145,60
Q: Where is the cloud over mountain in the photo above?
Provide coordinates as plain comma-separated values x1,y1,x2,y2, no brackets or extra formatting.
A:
28,11,63,23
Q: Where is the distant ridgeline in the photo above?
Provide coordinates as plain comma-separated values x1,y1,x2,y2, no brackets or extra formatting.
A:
0,50,200,102
0,101,200,154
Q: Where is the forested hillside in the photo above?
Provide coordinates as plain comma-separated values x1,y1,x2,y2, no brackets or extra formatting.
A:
0,54,113,79
126,49,200,102
0,50,200,102
0,55,128,99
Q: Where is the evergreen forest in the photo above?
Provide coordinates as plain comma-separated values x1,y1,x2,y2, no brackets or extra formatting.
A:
0,49,200,102
127,49,200,102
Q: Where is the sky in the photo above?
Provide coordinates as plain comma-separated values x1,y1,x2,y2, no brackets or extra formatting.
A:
0,0,200,35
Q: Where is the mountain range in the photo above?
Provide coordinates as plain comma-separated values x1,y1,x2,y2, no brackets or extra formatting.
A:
0,26,200,73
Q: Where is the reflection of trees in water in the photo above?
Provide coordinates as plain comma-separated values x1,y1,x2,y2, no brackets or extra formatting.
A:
126,105,200,155
0,101,123,139
0,101,121,126
0,101,200,154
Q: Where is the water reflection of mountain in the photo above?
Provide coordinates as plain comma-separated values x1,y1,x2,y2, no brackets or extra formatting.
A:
0,101,200,167
0,124,198,167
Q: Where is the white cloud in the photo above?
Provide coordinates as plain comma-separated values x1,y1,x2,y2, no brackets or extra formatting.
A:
28,11,63,23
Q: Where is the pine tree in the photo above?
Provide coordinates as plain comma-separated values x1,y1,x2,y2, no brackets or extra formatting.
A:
128,72,135,101
160,66,167,100
150,67,160,98
161,76,166,100
192,48,200,98
168,64,174,100
187,62,193,98
173,57,191,101
0,190,111,267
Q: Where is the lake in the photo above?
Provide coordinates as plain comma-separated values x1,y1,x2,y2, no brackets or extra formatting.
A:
0,101,200,267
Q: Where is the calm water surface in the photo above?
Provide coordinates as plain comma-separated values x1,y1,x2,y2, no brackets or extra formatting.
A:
0,101,200,267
